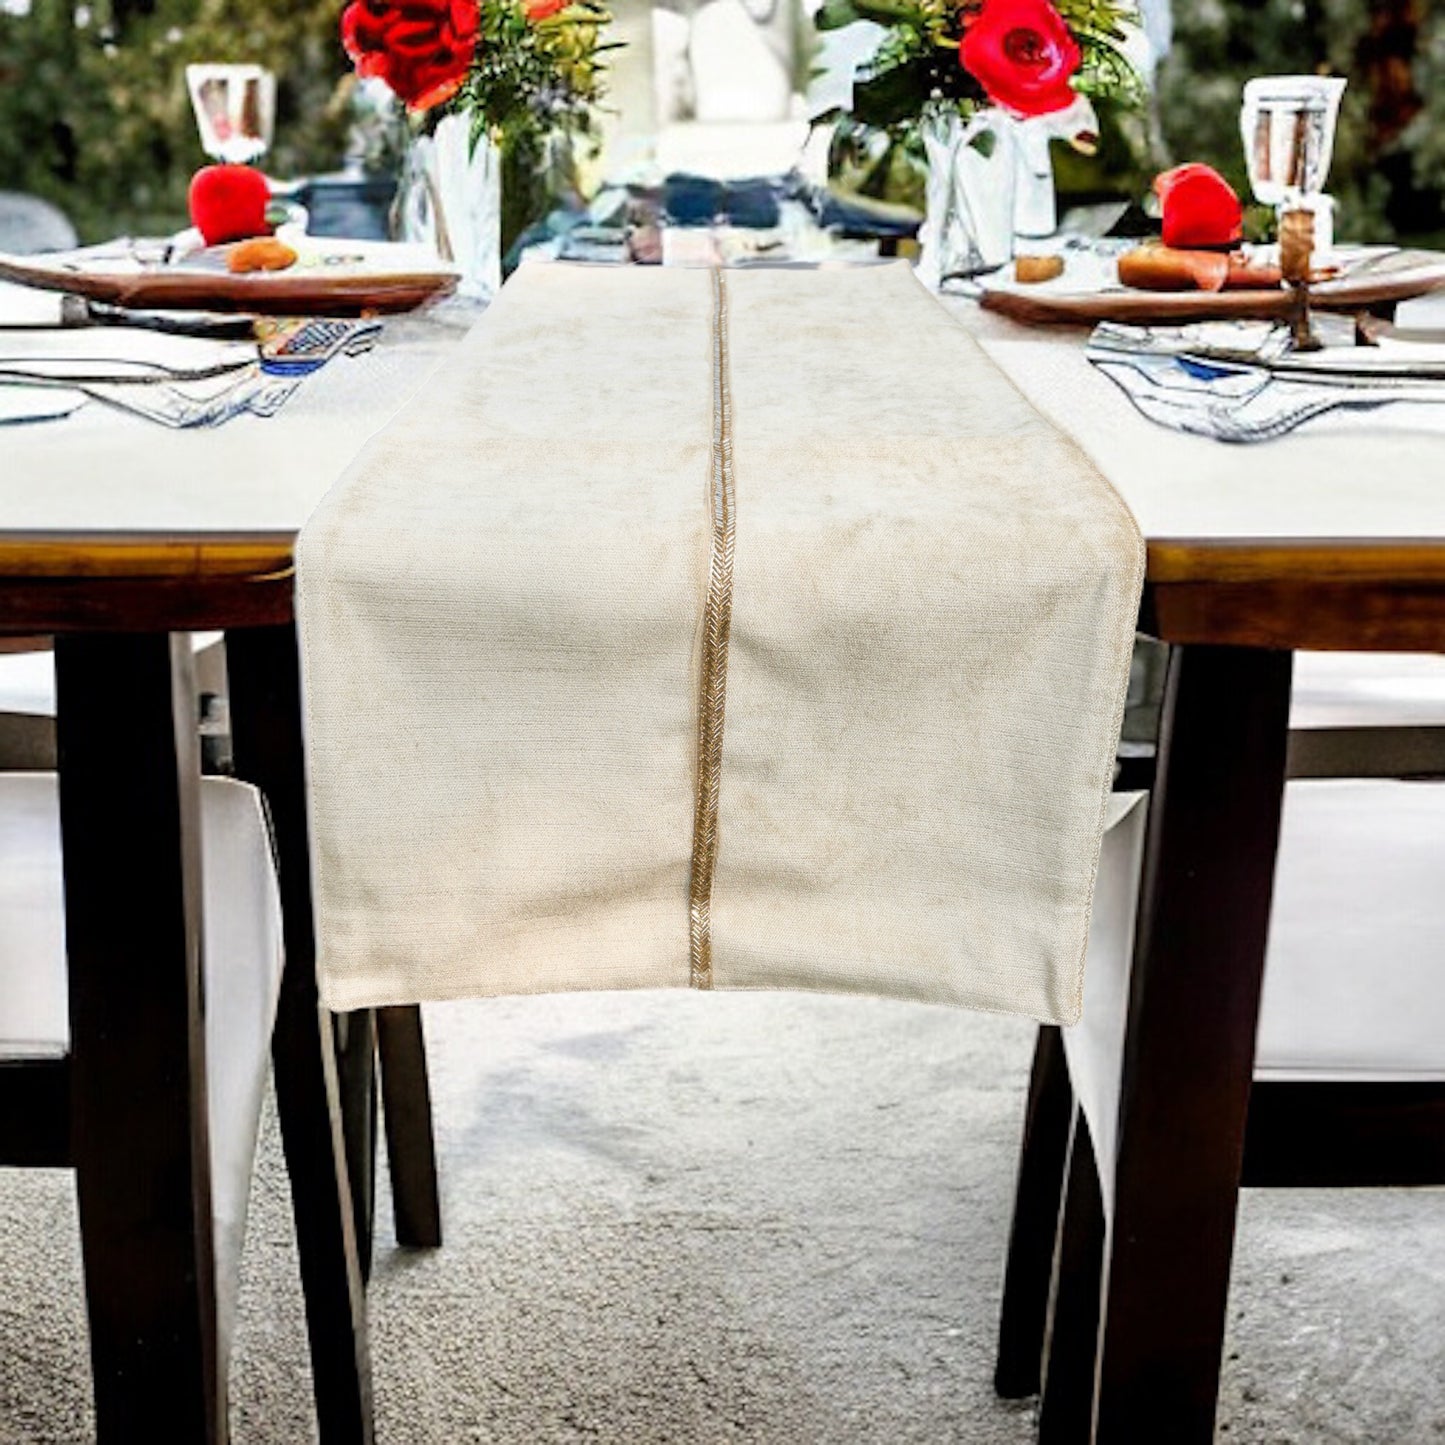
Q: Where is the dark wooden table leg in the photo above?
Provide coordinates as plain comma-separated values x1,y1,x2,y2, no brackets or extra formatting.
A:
55,633,224,1443
996,1024,1072,1399
1092,643,1293,1444
1039,1114,1105,1445
376,1005,443,1249
334,1008,378,1280
227,623,374,1445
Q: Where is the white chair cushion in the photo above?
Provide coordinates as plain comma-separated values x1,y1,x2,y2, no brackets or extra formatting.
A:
1290,651,1445,730
1067,779,1445,1209
0,772,284,1366
654,120,810,180
1255,779,1445,1081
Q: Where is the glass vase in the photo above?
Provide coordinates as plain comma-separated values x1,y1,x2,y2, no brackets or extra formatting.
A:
1013,116,1058,239
396,113,502,303
917,108,1018,289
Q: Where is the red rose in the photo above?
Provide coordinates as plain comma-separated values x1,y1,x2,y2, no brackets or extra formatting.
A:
524,0,567,19
959,0,1081,118
341,0,479,112
1153,163,1243,248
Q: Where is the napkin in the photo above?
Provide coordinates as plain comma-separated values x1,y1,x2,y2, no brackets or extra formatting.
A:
1088,319,1445,442
0,313,381,428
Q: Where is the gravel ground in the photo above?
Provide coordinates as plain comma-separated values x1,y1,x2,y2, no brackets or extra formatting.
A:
2,990,1441,1443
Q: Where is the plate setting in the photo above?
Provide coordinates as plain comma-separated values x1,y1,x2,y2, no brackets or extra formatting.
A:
0,237,460,316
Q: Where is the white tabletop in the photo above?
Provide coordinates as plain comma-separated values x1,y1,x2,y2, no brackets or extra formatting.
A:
947,300,1445,543
0,294,472,537
2,276,1443,549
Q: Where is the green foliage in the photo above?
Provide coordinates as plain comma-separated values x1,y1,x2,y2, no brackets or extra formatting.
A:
450,0,611,156
1404,19,1445,193
441,0,614,257
0,0,353,241
816,0,1138,134
1053,0,1128,45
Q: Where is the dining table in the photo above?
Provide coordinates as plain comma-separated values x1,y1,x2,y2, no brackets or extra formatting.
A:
2,269,1443,1443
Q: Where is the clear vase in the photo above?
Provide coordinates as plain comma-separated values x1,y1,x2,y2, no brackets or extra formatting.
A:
1013,117,1058,240
1014,98,1099,241
917,108,1018,289
395,113,501,303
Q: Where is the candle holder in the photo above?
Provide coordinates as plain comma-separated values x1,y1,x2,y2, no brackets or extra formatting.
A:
1279,206,1322,352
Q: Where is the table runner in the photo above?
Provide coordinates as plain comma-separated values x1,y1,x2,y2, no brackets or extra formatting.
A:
296,261,1143,1022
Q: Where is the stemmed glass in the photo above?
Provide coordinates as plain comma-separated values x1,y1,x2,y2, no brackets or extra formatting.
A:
1239,75,1346,250
185,64,276,166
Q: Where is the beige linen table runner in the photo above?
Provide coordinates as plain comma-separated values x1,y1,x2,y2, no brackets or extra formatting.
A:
297,261,1143,1022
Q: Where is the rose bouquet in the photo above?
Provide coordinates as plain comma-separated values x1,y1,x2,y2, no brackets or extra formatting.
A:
342,0,614,141
817,0,1142,280
341,0,617,285
816,0,1140,129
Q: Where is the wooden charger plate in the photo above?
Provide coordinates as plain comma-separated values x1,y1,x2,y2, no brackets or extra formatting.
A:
0,241,459,316
978,247,1445,327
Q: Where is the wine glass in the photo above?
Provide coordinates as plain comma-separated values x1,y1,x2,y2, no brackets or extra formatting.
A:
1240,75,1346,249
185,64,276,166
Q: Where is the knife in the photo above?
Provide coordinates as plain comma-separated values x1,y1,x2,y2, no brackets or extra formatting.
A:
0,294,257,341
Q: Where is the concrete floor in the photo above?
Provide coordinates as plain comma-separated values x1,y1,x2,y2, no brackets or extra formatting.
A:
1,990,1442,1442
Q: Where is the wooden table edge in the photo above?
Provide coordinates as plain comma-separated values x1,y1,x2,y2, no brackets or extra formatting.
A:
4,531,1445,650
5,531,1443,584
0,532,297,581
1144,537,1445,652
1147,537,1445,586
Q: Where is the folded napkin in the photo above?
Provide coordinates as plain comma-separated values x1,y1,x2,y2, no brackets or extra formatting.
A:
1089,318,1445,442
0,315,382,428
297,262,1143,1021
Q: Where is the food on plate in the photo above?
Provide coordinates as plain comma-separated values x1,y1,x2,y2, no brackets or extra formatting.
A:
1225,256,1283,289
189,164,272,246
1119,245,1229,292
1118,245,1282,293
227,237,299,273
1015,254,1066,284
1153,163,1243,249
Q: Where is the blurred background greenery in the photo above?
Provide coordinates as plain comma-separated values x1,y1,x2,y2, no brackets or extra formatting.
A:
0,0,354,239
1153,0,1443,244
0,0,1440,244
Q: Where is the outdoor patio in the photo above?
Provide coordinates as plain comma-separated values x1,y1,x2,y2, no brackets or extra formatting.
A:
3,992,1441,1443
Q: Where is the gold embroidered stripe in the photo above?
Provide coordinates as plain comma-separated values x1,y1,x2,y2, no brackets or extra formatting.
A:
688,269,737,989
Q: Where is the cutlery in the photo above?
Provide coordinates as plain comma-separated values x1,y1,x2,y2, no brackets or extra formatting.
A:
0,356,256,386
0,294,257,341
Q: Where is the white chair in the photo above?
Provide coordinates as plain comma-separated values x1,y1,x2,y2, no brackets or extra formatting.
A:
0,192,78,254
1288,650,1445,778
995,651,1445,1428
1064,775,1445,1208
0,772,283,1368
0,638,442,1273
0,647,54,717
